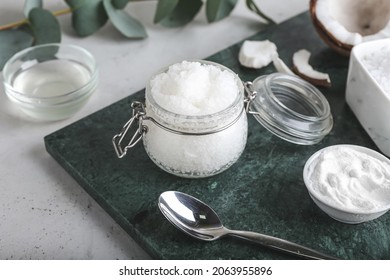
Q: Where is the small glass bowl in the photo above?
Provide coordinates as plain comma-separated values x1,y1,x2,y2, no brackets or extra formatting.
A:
3,43,98,121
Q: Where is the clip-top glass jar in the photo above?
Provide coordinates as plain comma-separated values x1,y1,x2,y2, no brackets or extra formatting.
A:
113,60,333,178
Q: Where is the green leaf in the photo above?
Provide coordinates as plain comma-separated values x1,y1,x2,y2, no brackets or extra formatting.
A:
112,0,128,9
0,28,34,70
206,0,238,23
24,0,43,18
28,7,61,45
245,0,275,24
154,0,179,24
159,0,203,27
103,0,147,38
65,0,108,37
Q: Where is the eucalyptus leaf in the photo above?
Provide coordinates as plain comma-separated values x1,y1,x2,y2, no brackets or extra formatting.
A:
103,0,147,38
29,7,61,45
160,0,203,27
245,0,275,24
206,0,238,23
0,28,33,71
65,0,108,37
24,0,43,18
112,0,129,9
154,0,179,24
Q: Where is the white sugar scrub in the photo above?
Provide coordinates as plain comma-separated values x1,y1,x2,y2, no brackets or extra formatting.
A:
306,146,390,212
149,61,239,115
143,60,248,178
114,60,334,178
361,45,390,94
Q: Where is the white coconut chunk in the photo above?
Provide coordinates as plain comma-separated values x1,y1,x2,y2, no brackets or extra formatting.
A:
292,49,331,87
272,54,296,76
325,20,362,45
239,40,278,69
316,0,363,46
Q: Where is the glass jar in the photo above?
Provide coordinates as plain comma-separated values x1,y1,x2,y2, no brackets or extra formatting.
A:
143,68,247,178
248,73,333,145
113,60,333,178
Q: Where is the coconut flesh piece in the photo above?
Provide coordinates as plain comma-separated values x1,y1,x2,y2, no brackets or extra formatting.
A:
239,40,278,68
272,54,296,76
312,0,390,53
239,40,295,75
238,40,330,87
292,49,331,87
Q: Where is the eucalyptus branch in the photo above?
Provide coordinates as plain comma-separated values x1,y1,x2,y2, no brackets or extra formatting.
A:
0,0,157,31
0,7,72,31
0,0,275,71
0,18,27,31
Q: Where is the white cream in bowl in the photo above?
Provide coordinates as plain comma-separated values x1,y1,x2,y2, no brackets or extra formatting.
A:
303,145,390,224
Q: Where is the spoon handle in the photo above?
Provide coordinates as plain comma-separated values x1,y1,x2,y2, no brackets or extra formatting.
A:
227,229,336,260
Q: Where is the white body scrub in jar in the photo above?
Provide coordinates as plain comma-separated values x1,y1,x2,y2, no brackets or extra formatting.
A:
113,60,333,178
143,61,247,178
113,60,246,178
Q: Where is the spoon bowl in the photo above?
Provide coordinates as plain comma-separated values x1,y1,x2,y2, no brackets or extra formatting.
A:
158,191,336,260
159,190,224,241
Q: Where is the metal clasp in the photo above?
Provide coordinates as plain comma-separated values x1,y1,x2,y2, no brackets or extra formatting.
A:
112,101,148,158
244,81,257,113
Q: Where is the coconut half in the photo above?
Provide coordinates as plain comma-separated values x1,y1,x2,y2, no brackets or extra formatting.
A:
292,49,331,87
310,0,390,56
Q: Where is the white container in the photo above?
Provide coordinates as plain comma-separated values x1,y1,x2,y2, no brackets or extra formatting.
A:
346,38,390,156
113,60,333,178
303,145,390,224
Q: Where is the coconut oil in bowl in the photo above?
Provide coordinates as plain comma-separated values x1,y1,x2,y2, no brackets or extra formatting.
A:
3,44,98,121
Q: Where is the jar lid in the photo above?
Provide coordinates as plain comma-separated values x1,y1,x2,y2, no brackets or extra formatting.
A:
247,73,333,145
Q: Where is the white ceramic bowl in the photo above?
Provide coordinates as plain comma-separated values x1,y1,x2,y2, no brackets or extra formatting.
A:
303,144,390,224
346,38,390,157
3,44,98,121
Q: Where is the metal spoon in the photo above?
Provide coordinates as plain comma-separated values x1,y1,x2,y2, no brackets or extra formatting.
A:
158,191,336,260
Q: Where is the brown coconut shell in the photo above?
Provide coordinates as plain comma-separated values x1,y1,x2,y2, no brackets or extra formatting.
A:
309,0,353,56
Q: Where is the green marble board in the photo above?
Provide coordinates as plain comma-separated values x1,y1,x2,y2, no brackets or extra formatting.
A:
44,12,390,260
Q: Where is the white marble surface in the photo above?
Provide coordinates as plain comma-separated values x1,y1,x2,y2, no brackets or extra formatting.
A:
0,0,309,259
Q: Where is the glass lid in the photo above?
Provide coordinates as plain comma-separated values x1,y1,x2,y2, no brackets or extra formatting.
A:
245,73,333,145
